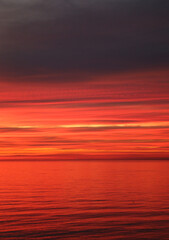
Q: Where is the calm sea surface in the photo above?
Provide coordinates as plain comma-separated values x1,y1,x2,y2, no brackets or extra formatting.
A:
0,160,169,239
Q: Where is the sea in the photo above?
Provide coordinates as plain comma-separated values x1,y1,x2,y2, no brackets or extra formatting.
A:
0,160,169,239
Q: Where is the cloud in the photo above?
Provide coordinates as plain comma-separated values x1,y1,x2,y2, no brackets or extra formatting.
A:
0,0,169,80
0,97,169,108
58,122,169,132
0,126,38,133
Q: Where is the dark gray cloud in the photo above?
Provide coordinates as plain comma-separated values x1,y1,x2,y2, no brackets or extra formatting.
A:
0,0,169,80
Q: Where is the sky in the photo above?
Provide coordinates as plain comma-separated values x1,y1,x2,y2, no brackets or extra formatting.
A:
0,0,169,160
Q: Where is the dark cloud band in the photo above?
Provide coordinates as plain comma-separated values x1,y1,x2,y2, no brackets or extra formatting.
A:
0,0,169,80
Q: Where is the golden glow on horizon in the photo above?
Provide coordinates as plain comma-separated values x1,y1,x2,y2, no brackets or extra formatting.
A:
59,122,169,128
1,121,169,130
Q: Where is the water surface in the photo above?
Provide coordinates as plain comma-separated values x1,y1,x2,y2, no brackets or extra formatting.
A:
0,160,169,239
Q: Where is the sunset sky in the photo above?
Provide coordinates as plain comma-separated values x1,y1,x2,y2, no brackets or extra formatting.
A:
0,0,169,160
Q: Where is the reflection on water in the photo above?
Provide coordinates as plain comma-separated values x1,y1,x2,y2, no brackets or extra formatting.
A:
0,160,169,239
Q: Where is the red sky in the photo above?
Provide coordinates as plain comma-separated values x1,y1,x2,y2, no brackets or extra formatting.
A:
0,69,169,160
0,0,169,160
